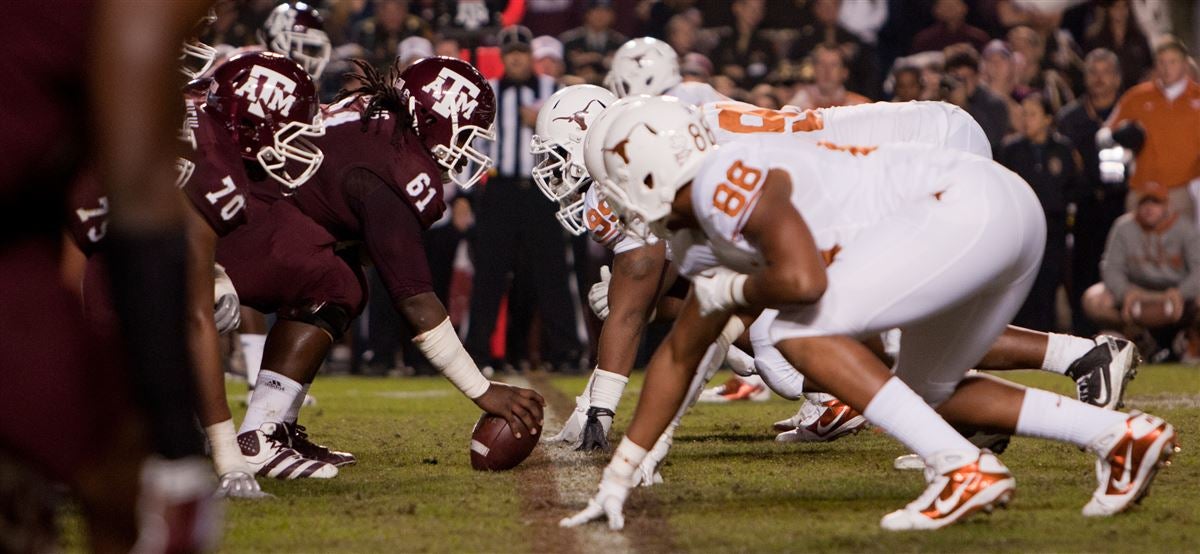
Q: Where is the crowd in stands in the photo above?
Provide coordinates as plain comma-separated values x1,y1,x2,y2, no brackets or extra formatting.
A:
203,0,1200,370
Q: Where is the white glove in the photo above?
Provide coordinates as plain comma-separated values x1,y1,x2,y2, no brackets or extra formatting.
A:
692,267,748,317
559,466,635,530
588,266,611,320
215,471,271,499
213,264,241,335
547,394,590,445
633,455,664,487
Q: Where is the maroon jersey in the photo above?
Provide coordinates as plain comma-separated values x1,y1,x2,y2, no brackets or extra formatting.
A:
279,96,442,303
288,96,448,233
66,98,251,255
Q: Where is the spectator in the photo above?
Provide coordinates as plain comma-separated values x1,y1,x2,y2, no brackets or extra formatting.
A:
1083,0,1153,93
1057,48,1128,336
789,0,879,100
1008,25,1076,110
1083,185,1200,359
642,0,697,40
712,0,776,89
680,52,713,83
1000,93,1080,332
944,44,1010,154
352,0,431,71
467,26,581,373
890,65,923,102
838,0,887,46
910,0,990,54
788,43,870,110
434,36,463,58
1107,37,1200,225
532,35,566,80
980,40,1028,135
664,13,701,60
559,0,626,75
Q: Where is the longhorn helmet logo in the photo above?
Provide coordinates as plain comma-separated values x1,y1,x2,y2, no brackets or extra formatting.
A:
605,123,658,164
233,65,299,118
422,67,481,121
552,99,608,131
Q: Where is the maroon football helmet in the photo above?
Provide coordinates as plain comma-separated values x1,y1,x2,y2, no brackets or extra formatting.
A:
260,1,331,79
205,51,325,189
397,56,496,189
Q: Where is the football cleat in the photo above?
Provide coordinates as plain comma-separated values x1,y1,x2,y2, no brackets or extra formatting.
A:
893,454,925,471
238,423,338,479
881,450,1014,531
1066,336,1139,410
285,423,356,467
1082,412,1179,517
775,397,866,443
697,376,770,403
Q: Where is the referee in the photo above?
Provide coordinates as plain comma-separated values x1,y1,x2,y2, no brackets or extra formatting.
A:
465,26,582,373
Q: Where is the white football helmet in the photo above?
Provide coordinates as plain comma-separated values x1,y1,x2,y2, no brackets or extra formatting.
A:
593,97,717,240
179,9,218,79
580,94,652,211
530,85,617,235
261,1,332,79
606,37,682,97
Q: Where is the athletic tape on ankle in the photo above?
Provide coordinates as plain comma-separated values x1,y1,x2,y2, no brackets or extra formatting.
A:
413,318,490,399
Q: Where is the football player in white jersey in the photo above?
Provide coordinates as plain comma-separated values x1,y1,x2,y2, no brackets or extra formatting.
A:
536,87,1140,459
561,97,1178,532
606,37,728,106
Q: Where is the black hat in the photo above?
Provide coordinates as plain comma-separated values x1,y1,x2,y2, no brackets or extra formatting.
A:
498,25,533,54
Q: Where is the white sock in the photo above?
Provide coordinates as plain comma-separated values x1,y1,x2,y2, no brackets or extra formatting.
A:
863,377,978,460
724,345,756,376
284,383,311,424
1015,388,1128,447
205,419,252,476
1042,333,1096,374
240,333,267,388
239,370,302,434
588,369,628,412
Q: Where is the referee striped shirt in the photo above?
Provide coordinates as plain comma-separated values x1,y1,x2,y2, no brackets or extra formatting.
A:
488,74,557,179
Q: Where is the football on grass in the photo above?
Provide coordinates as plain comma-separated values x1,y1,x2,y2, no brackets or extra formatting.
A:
470,413,539,471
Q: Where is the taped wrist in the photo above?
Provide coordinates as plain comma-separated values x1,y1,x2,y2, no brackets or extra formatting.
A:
606,436,649,483
413,318,490,398
205,419,250,476
729,273,749,308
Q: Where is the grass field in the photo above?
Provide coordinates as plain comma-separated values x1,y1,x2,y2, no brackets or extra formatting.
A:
66,365,1200,552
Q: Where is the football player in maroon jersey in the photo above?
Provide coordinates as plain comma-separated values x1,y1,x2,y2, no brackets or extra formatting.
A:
70,51,329,487
1,1,220,551
219,56,545,474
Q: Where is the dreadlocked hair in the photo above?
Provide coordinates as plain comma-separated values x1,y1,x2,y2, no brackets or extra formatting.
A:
335,58,413,141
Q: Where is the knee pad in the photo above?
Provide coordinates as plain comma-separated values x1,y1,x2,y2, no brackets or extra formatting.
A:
278,302,354,340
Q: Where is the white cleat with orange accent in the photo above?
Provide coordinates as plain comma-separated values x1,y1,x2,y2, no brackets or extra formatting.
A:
1082,412,1179,517
880,450,1014,531
774,395,867,443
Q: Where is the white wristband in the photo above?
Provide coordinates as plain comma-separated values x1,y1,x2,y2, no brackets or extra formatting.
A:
730,274,749,307
205,419,252,476
413,318,491,399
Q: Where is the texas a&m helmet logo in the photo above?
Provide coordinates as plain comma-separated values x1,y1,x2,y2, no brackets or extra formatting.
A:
234,65,299,118
420,67,481,122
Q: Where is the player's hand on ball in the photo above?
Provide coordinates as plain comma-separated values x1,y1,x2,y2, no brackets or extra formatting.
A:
560,466,634,530
474,383,545,439
588,265,612,320
693,267,748,317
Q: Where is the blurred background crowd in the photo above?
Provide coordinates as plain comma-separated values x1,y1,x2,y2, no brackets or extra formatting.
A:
205,0,1200,376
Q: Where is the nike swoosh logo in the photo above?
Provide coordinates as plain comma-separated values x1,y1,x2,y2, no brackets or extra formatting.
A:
1111,442,1134,491
1092,369,1112,406
934,473,980,515
814,407,847,435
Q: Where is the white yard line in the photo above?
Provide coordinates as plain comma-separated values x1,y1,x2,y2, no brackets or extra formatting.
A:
508,375,634,554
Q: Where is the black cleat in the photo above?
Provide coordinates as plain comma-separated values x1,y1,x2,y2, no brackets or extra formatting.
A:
1066,336,1139,410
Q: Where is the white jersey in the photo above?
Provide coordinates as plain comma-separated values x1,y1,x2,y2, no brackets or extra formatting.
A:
702,100,991,159
685,136,964,276
666,81,729,107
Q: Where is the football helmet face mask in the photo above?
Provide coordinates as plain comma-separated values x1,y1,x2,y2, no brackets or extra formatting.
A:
206,52,325,190
606,37,682,98
261,1,332,79
179,8,218,78
398,56,497,189
530,85,617,234
595,97,716,241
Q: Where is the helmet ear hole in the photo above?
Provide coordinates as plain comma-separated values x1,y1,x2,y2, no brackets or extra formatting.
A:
643,174,654,189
